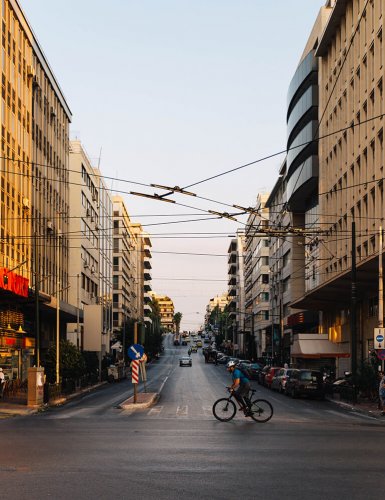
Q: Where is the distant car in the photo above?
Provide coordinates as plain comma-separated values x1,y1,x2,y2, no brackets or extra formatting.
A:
181,340,187,346
185,337,191,343
285,369,325,399
217,355,229,365
244,363,263,380
191,345,198,353
195,340,202,347
179,356,192,367
271,368,298,393
204,338,210,344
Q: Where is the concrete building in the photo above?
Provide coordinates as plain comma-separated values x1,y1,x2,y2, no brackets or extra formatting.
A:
0,0,74,379
112,196,138,337
293,0,385,375
204,293,229,328
66,141,113,356
227,230,245,355
244,194,270,360
150,293,174,332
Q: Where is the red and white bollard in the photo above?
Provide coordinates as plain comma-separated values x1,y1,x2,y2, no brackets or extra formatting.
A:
131,360,139,384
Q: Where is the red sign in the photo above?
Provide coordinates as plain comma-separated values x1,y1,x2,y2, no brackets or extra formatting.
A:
376,349,385,360
0,267,29,298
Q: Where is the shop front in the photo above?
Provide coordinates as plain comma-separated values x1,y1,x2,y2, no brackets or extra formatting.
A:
0,267,34,382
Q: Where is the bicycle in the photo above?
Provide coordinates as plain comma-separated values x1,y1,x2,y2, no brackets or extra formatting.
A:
212,387,273,423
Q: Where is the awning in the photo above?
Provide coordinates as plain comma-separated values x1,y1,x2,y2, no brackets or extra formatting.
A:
291,335,350,359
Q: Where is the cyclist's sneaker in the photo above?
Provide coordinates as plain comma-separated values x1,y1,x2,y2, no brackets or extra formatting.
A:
244,410,253,417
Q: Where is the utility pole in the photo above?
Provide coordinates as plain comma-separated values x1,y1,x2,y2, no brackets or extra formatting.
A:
34,230,40,366
134,321,138,404
350,221,357,403
56,235,60,385
379,226,384,372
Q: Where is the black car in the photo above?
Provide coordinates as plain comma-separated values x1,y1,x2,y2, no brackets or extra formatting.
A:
285,369,325,399
244,363,263,380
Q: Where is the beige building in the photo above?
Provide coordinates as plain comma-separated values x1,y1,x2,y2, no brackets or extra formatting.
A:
244,194,270,359
204,293,228,327
293,0,385,375
0,0,73,379
150,292,174,332
67,141,113,354
227,230,245,355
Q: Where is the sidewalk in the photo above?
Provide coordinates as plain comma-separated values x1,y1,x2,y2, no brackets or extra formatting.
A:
0,381,107,419
327,394,384,420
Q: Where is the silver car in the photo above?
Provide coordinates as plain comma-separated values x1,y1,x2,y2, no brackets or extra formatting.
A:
179,356,192,367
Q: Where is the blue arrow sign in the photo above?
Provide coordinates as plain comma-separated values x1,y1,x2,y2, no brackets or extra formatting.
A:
128,344,144,360
376,334,384,343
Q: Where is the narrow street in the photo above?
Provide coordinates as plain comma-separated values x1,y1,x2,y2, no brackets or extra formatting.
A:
1,334,384,500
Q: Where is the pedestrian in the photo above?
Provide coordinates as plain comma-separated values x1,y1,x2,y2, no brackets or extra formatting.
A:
379,371,385,416
0,368,5,398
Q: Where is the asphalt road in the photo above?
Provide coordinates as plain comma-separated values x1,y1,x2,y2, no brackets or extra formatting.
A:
1,333,385,500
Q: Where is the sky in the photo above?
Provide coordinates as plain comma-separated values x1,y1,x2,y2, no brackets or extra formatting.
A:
21,0,323,331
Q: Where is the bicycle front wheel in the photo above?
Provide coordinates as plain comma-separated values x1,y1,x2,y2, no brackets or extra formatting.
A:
212,398,236,422
249,399,273,423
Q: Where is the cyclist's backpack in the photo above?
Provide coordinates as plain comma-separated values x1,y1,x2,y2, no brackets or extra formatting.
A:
237,364,249,379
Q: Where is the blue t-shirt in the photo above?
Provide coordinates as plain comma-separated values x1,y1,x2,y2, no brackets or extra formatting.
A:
232,368,249,385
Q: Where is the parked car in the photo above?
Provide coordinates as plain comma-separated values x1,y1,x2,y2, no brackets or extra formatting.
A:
258,366,271,386
285,369,325,399
179,356,192,367
181,340,188,346
271,368,299,393
217,355,229,365
264,367,282,388
244,363,263,380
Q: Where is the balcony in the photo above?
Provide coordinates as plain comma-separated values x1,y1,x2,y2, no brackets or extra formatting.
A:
144,292,152,303
144,270,152,281
144,257,152,269
144,315,152,324
144,303,152,314
144,244,152,258
144,280,152,292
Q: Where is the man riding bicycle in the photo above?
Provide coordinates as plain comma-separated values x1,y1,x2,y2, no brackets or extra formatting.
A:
227,360,252,415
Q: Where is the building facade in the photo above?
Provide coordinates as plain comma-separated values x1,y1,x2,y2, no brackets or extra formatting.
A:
244,194,270,360
150,292,174,332
227,229,245,355
67,140,112,355
0,0,74,380
294,0,385,375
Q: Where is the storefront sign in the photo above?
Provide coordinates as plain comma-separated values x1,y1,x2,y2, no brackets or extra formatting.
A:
0,267,29,297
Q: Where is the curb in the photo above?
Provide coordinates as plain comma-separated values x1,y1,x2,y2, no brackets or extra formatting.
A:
326,396,381,419
119,392,159,410
48,381,108,407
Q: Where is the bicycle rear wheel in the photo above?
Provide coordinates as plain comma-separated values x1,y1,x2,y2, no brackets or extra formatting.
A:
249,399,273,423
212,398,236,422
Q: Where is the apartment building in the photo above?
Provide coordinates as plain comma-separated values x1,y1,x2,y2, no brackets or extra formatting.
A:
227,229,245,355
112,196,138,336
66,141,112,354
0,0,73,379
204,293,228,329
244,194,270,360
150,292,174,332
293,0,385,375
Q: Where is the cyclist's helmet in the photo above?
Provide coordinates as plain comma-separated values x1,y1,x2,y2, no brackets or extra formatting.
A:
227,360,236,369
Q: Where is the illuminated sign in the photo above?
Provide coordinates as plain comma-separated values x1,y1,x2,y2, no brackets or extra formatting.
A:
0,267,29,298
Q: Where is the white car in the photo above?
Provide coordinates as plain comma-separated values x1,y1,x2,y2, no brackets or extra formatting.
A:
179,356,192,367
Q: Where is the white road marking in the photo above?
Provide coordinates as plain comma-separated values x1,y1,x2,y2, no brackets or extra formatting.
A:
176,405,188,417
148,406,163,416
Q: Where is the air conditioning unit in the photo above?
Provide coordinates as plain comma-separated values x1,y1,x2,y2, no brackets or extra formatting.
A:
22,197,30,210
91,265,96,274
83,260,89,269
27,65,35,78
92,193,97,202
47,221,53,231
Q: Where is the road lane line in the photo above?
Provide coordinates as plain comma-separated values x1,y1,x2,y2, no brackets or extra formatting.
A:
148,406,163,416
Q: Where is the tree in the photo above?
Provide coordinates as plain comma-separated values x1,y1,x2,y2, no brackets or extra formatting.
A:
43,340,86,383
173,312,183,334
